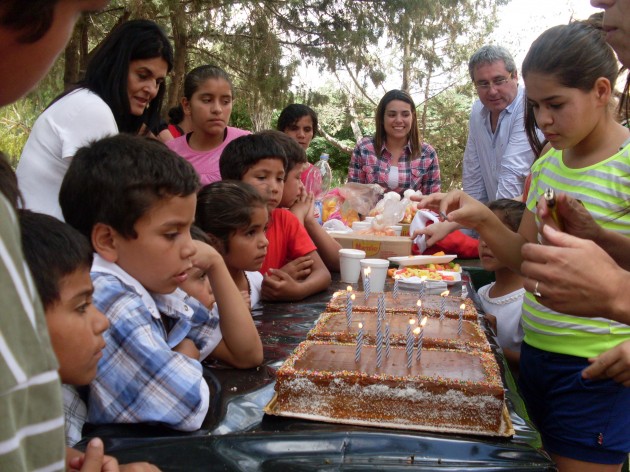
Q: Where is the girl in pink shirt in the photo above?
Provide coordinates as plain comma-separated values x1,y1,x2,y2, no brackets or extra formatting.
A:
167,65,249,184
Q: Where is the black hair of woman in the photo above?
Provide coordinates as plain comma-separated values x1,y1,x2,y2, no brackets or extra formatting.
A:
70,19,173,134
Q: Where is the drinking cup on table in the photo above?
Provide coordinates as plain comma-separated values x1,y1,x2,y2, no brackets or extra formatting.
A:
339,249,366,283
360,258,390,292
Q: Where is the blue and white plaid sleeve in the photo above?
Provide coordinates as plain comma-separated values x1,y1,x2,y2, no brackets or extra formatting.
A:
154,288,222,361
88,273,209,431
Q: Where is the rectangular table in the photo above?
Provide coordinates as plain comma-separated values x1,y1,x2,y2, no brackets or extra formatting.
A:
89,273,556,471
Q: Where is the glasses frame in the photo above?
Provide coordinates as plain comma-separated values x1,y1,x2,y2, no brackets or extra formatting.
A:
475,75,512,91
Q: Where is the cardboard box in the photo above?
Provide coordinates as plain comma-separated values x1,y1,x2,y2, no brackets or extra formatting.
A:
332,233,413,259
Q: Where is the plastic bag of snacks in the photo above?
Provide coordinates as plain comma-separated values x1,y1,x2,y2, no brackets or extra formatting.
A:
338,182,384,216
369,189,419,223
320,190,360,227
320,183,382,226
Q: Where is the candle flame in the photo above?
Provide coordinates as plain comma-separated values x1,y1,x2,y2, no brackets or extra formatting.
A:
460,303,465,309
416,300,422,308
350,294,356,301
440,290,449,297
413,327,421,335
358,322,363,329
347,286,352,292
364,267,371,276
409,318,416,326
420,316,428,327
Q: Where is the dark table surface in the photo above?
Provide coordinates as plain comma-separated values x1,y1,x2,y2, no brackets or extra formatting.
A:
88,273,556,471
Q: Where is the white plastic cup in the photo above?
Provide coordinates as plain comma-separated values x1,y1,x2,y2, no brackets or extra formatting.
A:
360,258,390,293
351,221,371,232
390,225,402,236
339,249,366,283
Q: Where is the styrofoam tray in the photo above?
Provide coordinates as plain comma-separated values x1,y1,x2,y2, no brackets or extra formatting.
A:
388,255,457,266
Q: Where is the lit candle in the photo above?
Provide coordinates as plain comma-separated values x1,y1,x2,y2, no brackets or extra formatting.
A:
406,318,416,369
393,274,400,299
385,321,391,358
346,293,355,329
363,267,371,301
458,303,465,336
439,290,449,321
416,299,422,321
417,316,428,361
355,322,364,363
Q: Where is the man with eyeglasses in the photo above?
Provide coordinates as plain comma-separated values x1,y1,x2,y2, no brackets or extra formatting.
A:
462,45,536,203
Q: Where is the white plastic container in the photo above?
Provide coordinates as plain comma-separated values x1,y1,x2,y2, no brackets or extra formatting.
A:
360,258,390,293
339,249,367,283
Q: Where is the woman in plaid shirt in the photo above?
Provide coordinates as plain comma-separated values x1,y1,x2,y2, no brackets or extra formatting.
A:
347,89,441,195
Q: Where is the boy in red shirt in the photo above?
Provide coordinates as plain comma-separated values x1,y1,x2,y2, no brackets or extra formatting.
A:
219,133,331,301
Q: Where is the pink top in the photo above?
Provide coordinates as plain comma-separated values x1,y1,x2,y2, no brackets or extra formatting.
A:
167,127,250,185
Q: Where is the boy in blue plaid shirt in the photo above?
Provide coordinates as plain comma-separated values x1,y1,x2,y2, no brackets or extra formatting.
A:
59,134,262,431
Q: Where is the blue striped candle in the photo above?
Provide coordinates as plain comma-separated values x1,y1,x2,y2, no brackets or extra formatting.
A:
355,322,364,363
406,318,415,369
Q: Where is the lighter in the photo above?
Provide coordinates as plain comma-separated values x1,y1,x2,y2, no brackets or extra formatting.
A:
543,188,563,230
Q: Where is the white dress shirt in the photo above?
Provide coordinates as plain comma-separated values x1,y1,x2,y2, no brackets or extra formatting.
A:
463,86,537,202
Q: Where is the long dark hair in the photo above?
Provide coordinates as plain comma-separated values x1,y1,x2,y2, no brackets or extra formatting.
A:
374,90,420,159
522,22,618,152
71,20,173,134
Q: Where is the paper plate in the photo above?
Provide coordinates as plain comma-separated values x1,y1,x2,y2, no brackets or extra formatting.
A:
388,255,457,266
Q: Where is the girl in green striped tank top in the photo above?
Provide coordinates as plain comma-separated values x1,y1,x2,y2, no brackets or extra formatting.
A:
416,21,630,472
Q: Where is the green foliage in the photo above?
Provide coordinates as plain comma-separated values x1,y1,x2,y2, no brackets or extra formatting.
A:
230,99,253,131
0,0,509,184
0,59,66,161
423,86,477,191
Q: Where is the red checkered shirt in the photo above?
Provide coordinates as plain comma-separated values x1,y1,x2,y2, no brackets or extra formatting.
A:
347,136,441,195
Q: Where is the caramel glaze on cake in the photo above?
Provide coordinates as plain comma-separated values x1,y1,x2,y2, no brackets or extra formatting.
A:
273,341,504,434
307,311,490,352
328,291,478,321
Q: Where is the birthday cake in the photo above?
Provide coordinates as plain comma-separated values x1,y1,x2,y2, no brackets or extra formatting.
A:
267,340,507,435
307,311,491,352
327,291,478,321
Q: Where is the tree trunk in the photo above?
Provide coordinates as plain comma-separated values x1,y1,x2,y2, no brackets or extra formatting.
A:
420,42,435,140
319,126,353,154
63,16,85,90
167,1,188,114
401,34,411,92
